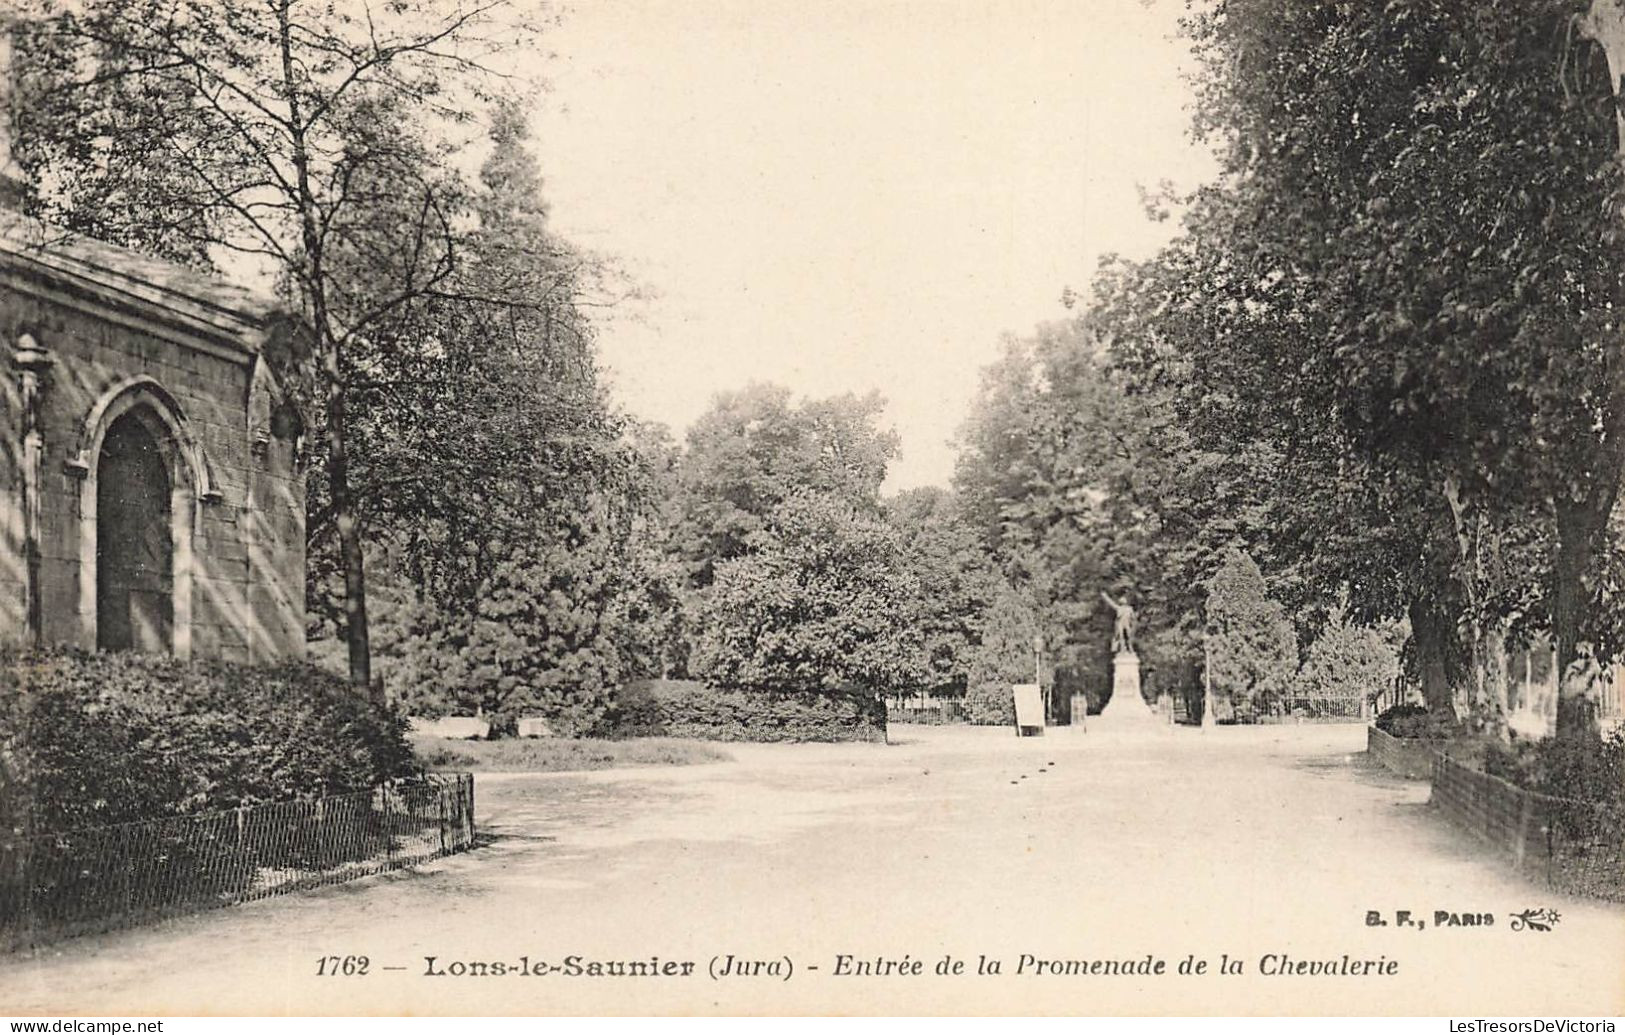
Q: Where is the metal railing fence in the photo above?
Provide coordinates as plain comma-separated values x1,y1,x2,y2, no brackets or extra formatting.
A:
1,772,474,950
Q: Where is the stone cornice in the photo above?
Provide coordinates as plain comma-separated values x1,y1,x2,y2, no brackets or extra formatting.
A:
0,212,281,364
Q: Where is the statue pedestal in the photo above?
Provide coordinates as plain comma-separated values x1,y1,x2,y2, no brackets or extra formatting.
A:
1099,652,1157,725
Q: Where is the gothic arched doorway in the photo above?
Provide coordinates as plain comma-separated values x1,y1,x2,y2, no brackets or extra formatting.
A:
96,411,174,652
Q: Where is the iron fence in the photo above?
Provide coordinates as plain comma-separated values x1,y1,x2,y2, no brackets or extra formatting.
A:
0,772,475,950
885,700,965,725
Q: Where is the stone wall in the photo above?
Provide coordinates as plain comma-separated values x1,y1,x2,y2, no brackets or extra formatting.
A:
1430,751,1624,901
1429,755,1550,869
1366,725,1444,780
0,215,305,663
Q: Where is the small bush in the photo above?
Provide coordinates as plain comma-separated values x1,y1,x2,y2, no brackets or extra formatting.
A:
605,679,887,743
0,648,416,836
1480,730,1625,900
1483,729,1625,805
963,681,1016,726
1298,616,1400,708
1375,703,1460,740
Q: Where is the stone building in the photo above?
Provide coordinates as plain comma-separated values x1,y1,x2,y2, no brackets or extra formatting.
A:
0,37,306,663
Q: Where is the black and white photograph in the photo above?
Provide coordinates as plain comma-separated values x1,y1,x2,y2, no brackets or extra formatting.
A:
0,0,1622,1021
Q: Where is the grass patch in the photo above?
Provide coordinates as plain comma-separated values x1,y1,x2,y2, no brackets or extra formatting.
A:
412,735,732,773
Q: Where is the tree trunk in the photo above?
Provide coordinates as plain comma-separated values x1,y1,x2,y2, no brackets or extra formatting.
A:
1408,597,1459,716
279,0,372,697
1476,621,1509,738
1441,480,1510,739
326,372,373,697
1553,500,1601,743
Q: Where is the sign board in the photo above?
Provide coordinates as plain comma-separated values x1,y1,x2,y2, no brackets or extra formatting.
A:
408,716,490,740
516,717,555,739
1011,683,1045,731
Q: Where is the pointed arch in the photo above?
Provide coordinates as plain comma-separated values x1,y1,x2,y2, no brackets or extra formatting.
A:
69,376,212,656
64,375,219,500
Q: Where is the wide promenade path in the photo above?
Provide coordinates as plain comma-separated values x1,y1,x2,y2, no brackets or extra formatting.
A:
5,723,1622,1015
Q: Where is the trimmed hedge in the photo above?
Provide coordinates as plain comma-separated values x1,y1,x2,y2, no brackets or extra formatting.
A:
608,679,887,743
1375,702,1461,740
0,648,416,836
963,681,1016,726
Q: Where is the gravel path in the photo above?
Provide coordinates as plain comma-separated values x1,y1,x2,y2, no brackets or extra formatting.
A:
4,723,1621,1016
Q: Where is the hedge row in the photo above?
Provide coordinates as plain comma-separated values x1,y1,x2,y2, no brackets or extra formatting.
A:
1483,727,1625,807
0,648,416,835
608,680,887,743
1375,703,1461,740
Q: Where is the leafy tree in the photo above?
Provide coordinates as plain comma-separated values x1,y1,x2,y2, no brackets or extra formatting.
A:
292,95,645,721
1205,547,1298,717
16,0,538,691
385,506,631,735
1190,1,1625,742
334,101,620,603
885,487,1000,696
690,492,923,699
674,384,899,585
1101,1,1625,742
1297,613,1403,717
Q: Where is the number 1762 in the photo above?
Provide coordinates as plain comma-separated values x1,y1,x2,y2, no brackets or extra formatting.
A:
316,955,370,976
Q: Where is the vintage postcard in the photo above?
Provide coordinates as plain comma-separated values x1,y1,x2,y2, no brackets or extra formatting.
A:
1,0,1623,1020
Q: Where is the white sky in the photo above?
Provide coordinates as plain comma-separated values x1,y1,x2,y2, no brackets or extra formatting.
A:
529,0,1217,490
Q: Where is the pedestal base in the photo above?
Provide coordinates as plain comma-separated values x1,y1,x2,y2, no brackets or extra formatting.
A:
1099,652,1158,725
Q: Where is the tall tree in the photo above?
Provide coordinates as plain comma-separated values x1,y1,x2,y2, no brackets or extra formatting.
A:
1205,547,1298,718
1108,0,1625,740
673,383,899,584
350,99,648,717
690,491,925,699
17,0,536,691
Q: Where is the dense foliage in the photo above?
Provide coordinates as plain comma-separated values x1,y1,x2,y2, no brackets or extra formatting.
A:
0,649,415,835
610,680,887,744
1375,704,1461,742
1204,548,1298,718
1099,0,1625,741
691,493,923,698
15,0,1625,770
1485,728,1625,804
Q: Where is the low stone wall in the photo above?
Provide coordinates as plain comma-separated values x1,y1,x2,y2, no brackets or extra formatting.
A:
1429,755,1624,901
1366,725,1444,779
1429,755,1550,867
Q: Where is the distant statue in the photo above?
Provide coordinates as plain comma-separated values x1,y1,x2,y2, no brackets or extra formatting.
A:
1100,591,1137,654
